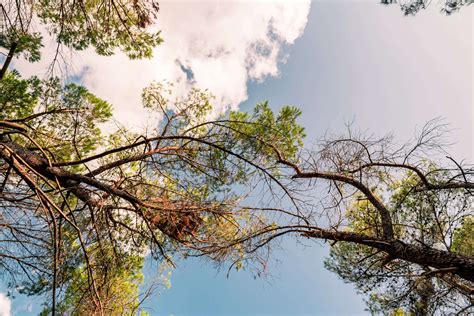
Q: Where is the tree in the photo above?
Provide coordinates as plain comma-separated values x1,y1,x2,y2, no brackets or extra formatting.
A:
0,70,305,313
1,1,472,314
324,170,473,314
380,0,473,15
236,122,473,314
0,0,162,79
3,77,472,314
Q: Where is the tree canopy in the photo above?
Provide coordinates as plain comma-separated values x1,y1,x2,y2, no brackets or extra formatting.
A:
380,0,472,15
0,0,162,79
1,1,473,315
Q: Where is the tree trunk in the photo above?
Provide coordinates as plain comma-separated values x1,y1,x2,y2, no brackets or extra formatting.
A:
387,240,474,283
304,229,474,283
0,42,18,80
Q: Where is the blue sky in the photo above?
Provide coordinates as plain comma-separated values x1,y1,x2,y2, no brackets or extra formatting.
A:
3,1,472,315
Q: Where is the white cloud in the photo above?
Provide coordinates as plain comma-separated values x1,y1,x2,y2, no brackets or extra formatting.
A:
12,0,311,131
0,293,11,316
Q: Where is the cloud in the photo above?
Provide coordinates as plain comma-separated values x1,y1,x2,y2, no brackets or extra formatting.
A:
12,0,311,131
0,293,11,316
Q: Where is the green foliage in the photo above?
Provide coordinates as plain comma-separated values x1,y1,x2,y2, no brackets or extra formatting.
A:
229,101,305,163
325,170,473,314
141,83,305,192
0,70,41,119
326,240,439,315
0,0,162,63
0,72,112,167
0,30,43,62
35,0,162,59
39,249,148,315
451,216,473,256
345,194,385,237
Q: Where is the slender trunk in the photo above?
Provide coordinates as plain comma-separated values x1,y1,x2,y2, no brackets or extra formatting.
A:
0,42,18,80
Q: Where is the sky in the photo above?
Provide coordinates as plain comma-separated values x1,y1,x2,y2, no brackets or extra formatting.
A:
2,1,473,315
12,0,312,131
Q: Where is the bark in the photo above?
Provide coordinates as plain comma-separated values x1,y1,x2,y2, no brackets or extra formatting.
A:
0,140,141,206
0,140,203,241
303,229,474,283
0,42,18,80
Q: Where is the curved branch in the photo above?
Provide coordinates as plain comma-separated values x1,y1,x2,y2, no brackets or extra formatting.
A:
292,170,394,239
